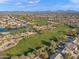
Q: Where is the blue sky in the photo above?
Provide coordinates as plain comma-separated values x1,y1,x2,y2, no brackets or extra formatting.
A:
0,0,79,11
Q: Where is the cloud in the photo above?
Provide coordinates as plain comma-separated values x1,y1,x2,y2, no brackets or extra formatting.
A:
18,5,25,8
28,0,40,4
15,2,22,5
26,0,41,7
15,2,25,8
0,0,10,3
69,0,79,4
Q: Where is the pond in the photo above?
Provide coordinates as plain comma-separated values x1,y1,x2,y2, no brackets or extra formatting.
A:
0,28,17,32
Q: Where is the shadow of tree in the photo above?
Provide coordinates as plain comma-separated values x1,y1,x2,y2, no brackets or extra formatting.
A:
35,46,41,50
41,40,51,47
49,36,58,42
24,48,35,56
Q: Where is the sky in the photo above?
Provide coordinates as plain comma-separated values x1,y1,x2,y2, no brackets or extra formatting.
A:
0,0,79,11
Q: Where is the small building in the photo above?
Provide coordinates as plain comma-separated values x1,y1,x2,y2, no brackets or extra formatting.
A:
55,53,63,59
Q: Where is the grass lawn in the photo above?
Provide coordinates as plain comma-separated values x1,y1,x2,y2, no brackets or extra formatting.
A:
29,17,48,25
2,24,71,55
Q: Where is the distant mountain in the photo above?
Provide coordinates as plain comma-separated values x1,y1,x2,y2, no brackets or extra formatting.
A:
54,10,79,13
0,10,78,14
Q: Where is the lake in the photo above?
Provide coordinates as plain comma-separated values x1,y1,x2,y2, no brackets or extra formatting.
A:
0,28,17,32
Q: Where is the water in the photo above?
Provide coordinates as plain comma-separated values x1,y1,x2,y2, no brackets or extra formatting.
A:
0,28,17,32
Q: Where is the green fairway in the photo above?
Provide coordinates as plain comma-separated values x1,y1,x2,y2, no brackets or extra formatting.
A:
2,24,71,55
30,17,48,25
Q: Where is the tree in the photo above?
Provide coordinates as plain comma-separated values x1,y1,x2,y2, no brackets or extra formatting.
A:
19,16,26,20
